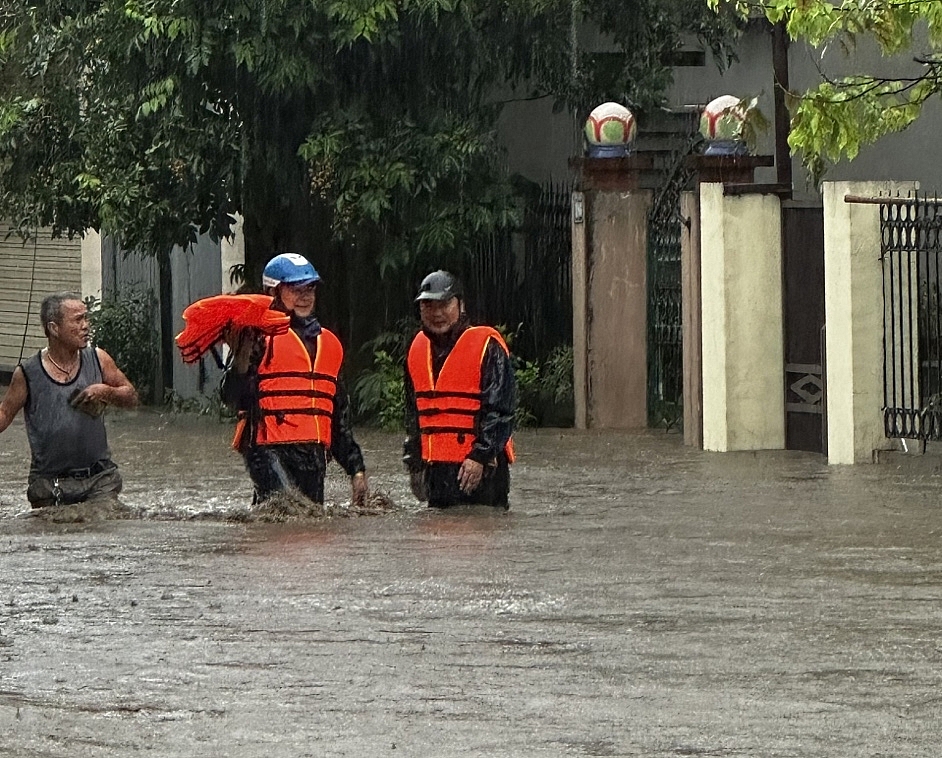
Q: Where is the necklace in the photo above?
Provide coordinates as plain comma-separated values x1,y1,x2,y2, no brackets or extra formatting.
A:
45,349,79,378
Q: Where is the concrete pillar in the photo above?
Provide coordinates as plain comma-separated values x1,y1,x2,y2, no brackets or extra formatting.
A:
80,229,102,301
571,155,654,429
823,180,918,464
582,190,651,428
700,183,785,451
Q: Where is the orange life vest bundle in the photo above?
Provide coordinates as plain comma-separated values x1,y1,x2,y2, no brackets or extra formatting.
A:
232,328,343,449
175,294,291,364
407,326,515,464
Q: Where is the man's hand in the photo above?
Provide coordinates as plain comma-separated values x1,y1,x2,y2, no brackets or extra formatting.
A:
73,383,111,405
457,458,484,494
69,385,108,418
351,471,369,508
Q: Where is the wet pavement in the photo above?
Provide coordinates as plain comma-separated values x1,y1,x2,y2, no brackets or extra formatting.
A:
2,409,942,756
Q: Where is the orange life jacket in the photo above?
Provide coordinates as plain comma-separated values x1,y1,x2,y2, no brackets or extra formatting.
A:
232,328,343,449
407,326,515,464
175,294,290,364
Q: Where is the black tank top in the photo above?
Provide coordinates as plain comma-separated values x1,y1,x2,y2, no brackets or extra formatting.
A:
21,346,112,477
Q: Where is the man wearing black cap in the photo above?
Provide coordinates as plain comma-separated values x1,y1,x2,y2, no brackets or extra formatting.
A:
403,270,517,509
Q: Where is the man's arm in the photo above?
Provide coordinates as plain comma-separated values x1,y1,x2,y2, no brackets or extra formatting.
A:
457,338,517,494
329,380,366,477
328,380,369,506
78,348,138,408
401,367,429,501
402,367,423,470
468,338,517,464
220,328,265,412
0,367,28,433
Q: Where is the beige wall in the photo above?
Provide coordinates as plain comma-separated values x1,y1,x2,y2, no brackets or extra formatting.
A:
700,183,785,451
823,180,918,464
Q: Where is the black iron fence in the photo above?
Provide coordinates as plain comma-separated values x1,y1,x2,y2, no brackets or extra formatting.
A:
881,195,942,439
464,181,573,361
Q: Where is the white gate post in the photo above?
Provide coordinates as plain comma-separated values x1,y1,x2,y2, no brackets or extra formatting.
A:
824,180,918,464
700,183,785,451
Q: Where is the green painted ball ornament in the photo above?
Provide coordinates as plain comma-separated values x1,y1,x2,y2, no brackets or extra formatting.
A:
699,95,748,141
584,102,637,147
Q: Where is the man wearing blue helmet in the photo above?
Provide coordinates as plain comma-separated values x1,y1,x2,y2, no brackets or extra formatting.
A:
221,253,369,507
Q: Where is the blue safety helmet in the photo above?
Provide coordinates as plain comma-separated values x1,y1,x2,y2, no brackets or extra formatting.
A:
262,253,321,289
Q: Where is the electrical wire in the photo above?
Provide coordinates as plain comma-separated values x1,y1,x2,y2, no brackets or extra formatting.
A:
16,231,40,366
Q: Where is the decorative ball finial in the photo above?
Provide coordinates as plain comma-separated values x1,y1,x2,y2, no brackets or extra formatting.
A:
700,95,753,156
584,102,637,158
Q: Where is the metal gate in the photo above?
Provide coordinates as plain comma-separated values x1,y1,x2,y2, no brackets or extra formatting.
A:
465,181,572,362
782,203,826,453
881,195,942,440
646,154,693,430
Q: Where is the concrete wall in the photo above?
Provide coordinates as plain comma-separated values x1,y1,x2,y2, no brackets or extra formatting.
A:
102,228,245,401
700,183,785,451
169,236,227,399
498,97,580,184
81,230,102,303
823,180,918,464
668,29,942,200
573,189,650,429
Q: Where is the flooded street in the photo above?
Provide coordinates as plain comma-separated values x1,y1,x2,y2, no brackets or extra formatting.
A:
2,410,942,756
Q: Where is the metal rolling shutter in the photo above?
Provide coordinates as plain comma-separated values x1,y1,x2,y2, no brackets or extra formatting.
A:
0,225,82,373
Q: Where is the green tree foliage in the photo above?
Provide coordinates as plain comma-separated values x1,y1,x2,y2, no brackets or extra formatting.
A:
85,289,160,403
708,0,942,179
0,0,737,275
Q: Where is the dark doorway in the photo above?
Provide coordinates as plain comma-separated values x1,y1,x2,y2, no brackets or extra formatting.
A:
782,203,826,453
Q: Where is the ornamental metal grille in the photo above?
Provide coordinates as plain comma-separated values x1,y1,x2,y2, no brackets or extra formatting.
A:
646,143,696,430
881,195,942,440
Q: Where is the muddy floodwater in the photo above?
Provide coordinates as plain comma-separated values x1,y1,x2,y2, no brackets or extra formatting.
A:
3,409,942,756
